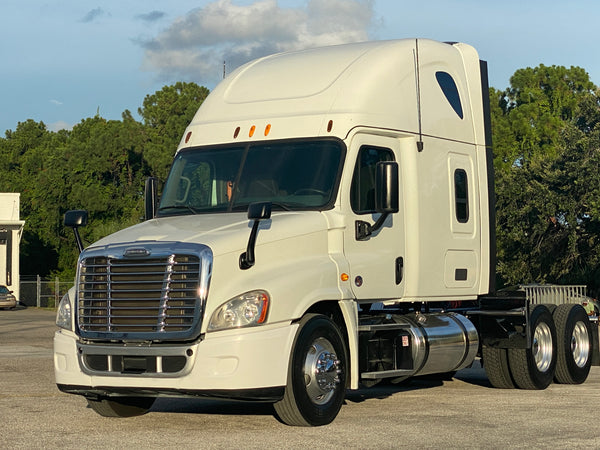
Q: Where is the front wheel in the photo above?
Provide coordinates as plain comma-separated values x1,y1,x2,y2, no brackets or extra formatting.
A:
87,396,156,417
274,314,347,426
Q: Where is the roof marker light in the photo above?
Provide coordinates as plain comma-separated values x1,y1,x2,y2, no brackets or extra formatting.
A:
233,127,240,138
327,120,333,132
264,124,271,136
249,125,256,137
185,131,192,143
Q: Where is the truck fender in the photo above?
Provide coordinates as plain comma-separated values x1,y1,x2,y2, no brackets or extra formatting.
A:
338,299,360,389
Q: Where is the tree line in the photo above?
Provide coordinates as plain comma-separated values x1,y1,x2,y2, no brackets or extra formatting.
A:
0,82,209,278
491,65,600,296
1,67,599,296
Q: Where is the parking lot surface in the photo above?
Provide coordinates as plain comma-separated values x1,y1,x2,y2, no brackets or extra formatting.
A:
1,307,600,449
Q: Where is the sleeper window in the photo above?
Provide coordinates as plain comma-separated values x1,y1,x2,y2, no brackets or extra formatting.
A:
436,71,464,119
454,169,469,223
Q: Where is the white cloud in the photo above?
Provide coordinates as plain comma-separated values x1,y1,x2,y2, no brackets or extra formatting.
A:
140,0,374,86
50,99,63,106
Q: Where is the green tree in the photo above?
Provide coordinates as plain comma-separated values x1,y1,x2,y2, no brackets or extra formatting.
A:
138,82,209,180
0,120,67,275
492,65,600,294
0,83,210,279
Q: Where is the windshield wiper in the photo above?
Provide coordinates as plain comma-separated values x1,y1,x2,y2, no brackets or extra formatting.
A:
232,201,294,212
157,205,201,215
269,201,294,211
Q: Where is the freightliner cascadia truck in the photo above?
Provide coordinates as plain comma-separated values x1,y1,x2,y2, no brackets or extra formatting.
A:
54,39,597,426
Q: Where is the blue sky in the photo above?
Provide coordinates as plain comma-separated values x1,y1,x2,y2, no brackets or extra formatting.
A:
2,0,599,134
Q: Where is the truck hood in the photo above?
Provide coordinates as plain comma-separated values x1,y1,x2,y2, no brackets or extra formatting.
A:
89,211,329,257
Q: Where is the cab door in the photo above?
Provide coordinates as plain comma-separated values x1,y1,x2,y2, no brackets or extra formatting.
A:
342,134,405,301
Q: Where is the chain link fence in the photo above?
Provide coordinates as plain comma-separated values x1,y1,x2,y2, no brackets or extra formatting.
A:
19,275,72,308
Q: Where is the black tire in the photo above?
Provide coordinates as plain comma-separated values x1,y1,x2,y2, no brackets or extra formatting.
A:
508,305,557,389
553,303,592,384
482,345,515,389
87,396,156,417
274,314,347,426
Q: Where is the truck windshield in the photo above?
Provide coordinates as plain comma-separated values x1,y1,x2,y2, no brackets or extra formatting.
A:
158,140,344,215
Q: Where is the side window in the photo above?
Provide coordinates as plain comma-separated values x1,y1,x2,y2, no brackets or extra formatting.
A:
436,71,463,119
454,169,469,223
350,146,394,214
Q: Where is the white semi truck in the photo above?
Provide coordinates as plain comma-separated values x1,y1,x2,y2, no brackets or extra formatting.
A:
54,39,597,426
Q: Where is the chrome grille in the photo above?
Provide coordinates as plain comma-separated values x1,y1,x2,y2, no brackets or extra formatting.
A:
76,244,211,340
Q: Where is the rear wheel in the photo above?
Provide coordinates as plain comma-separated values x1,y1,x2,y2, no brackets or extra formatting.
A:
508,305,556,389
553,303,592,384
274,314,347,426
482,345,515,388
87,396,156,417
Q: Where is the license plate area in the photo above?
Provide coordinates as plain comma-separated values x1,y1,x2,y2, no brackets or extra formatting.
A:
122,356,151,374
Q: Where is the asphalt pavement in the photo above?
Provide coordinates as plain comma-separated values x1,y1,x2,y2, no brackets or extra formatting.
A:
1,307,600,449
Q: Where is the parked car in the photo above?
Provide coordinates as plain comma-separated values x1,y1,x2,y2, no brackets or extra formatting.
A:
0,285,16,309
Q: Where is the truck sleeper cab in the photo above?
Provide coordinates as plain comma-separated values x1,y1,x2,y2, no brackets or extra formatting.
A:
55,39,595,426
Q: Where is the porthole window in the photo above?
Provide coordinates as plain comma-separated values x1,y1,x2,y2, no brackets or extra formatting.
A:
436,71,464,119
454,169,469,223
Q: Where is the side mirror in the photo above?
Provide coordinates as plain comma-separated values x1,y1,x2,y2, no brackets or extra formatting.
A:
64,210,88,253
247,202,272,221
375,161,399,214
240,202,272,270
145,177,159,220
356,161,399,241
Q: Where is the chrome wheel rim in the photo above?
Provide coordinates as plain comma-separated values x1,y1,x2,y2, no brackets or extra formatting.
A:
532,322,553,372
303,337,341,405
571,321,590,368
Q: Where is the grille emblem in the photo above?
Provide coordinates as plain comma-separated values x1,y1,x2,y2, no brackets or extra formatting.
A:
124,247,151,257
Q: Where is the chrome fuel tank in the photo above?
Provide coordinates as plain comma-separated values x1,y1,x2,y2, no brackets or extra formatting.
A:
359,312,479,379
404,312,479,376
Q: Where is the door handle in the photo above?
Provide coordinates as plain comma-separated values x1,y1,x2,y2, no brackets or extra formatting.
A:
395,257,404,285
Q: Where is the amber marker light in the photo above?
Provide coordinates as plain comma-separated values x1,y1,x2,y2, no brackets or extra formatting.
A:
185,131,192,143
264,124,271,136
327,120,333,132
257,292,269,324
249,125,256,137
233,127,240,138
341,273,349,282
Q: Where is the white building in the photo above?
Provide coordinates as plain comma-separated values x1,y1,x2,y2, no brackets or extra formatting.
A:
0,193,25,302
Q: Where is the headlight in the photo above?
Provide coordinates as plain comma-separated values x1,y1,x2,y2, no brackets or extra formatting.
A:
56,293,72,330
208,290,269,331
